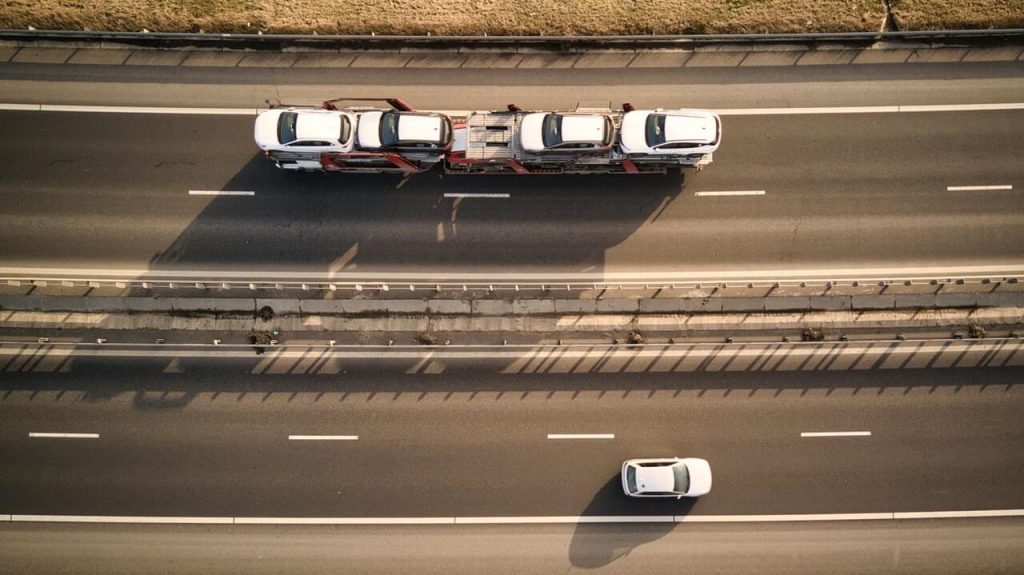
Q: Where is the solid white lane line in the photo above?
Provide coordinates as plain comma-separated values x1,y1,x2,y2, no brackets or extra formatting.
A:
32,104,259,115
678,512,892,522
694,190,766,197
547,434,615,440
457,516,674,524
237,517,453,525
28,433,99,439
893,509,1024,519
13,515,232,524
10,509,1024,525
188,190,255,196
946,185,1013,191
801,431,871,437
6,103,1023,116
288,435,359,441
443,193,510,198
718,103,1024,115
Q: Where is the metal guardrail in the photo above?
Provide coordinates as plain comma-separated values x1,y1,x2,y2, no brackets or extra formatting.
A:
4,273,1021,295
2,28,1024,51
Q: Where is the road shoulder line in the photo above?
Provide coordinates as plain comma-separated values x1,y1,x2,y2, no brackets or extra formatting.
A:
8,509,1024,525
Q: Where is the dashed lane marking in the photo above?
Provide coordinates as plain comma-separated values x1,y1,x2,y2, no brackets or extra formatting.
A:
801,431,871,438
28,433,99,439
188,190,255,196
946,185,1013,191
694,190,766,197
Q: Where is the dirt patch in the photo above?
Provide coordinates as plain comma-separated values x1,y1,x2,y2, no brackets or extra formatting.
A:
4,0,1015,35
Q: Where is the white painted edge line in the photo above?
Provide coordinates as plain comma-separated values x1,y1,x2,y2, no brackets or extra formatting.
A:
947,185,1013,191
8,509,1024,525
547,434,615,440
718,103,1024,115
443,193,510,198
288,435,359,441
5,103,1023,116
801,431,872,438
678,513,892,523
188,190,255,196
236,517,454,525
894,509,1024,520
457,516,674,524
12,515,233,524
28,432,99,439
695,190,766,197
0,104,260,115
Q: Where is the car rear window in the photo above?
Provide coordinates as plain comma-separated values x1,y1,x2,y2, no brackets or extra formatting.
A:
626,466,637,493
672,464,690,493
340,116,351,145
645,114,667,147
278,112,298,145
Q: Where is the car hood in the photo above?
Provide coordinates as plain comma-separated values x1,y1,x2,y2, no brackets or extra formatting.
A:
254,109,284,149
618,110,651,153
357,111,383,149
519,113,546,152
681,458,712,496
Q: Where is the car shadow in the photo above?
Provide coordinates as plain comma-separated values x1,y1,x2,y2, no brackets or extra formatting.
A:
568,475,697,569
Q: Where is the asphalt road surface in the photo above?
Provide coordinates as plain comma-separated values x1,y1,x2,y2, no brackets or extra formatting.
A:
0,58,1021,277
2,520,1023,575
1,351,1020,518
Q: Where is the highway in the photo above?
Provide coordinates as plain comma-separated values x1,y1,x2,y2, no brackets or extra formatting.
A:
1,348,1021,518
1,346,1022,573
0,59,1022,278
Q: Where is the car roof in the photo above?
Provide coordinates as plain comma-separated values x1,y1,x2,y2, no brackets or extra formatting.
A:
560,114,608,143
294,111,344,142
664,113,717,144
397,114,444,143
635,465,676,493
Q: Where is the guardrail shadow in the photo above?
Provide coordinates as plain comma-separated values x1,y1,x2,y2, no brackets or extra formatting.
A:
0,344,1019,408
568,475,696,569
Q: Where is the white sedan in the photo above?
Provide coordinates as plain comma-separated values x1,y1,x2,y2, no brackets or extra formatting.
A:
619,110,721,156
621,457,712,498
254,108,356,153
356,110,452,151
519,113,614,153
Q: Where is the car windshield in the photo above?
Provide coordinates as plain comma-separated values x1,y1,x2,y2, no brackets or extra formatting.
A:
672,463,690,493
542,114,563,148
379,111,400,147
645,114,667,147
278,112,298,144
625,466,638,493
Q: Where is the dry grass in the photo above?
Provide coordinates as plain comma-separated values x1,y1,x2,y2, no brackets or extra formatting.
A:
892,0,1024,30
0,0,1020,35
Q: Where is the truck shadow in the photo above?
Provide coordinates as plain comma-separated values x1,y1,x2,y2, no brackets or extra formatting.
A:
147,151,685,272
568,475,696,569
